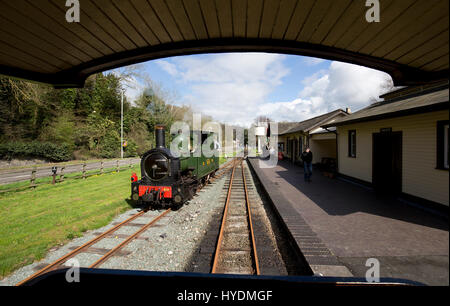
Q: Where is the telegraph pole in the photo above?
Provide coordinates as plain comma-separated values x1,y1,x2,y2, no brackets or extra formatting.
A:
120,89,124,159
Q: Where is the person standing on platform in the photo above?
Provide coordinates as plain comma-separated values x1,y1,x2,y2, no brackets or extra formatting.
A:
301,147,313,182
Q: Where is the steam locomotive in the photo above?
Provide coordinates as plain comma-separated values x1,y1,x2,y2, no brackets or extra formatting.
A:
131,126,220,209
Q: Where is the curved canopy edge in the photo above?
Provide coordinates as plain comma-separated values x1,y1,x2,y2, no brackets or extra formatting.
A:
1,38,448,88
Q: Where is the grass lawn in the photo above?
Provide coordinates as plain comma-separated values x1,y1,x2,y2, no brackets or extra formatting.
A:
219,151,238,165
0,166,139,278
219,156,227,165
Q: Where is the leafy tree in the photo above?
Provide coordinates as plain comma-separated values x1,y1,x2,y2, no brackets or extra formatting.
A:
0,71,219,161
39,112,76,151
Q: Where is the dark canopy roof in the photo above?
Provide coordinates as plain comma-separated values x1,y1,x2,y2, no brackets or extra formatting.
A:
278,109,347,135
0,0,448,88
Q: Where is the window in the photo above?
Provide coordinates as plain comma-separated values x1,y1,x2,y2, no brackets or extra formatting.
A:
437,121,449,170
201,132,209,144
299,136,303,154
278,142,284,152
348,130,356,158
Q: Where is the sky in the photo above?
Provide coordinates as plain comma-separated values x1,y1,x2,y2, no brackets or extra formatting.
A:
115,53,393,127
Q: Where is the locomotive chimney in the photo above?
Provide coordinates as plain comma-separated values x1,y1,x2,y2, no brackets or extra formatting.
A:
155,125,166,148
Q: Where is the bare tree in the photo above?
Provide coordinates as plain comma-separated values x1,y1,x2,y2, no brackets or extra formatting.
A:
254,115,272,124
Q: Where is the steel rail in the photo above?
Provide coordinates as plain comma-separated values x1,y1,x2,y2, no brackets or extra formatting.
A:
219,158,234,171
197,158,236,192
16,209,147,286
210,159,235,181
89,208,171,268
241,161,260,275
215,158,236,177
211,159,238,273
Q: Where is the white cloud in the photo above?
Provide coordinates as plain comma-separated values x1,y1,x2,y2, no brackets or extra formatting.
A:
175,53,288,86
154,54,392,126
158,53,290,126
257,61,392,123
258,98,312,122
123,76,145,104
303,57,326,66
301,61,391,113
156,60,178,76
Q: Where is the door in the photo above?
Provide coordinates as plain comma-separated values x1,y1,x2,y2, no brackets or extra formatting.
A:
299,137,303,157
289,139,294,162
294,139,298,162
372,131,402,194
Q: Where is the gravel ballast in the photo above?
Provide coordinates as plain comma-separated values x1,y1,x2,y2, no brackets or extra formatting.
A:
1,159,301,285
1,172,227,285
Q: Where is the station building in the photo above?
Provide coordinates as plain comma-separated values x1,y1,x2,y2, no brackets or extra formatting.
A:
323,81,449,208
277,109,349,164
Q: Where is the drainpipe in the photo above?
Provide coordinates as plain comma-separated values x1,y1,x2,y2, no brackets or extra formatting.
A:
324,127,338,174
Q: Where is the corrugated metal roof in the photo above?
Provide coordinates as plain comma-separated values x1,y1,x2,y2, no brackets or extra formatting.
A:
323,88,449,127
0,0,448,87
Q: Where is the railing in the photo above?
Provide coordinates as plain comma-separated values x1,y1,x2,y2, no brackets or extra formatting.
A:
0,158,140,194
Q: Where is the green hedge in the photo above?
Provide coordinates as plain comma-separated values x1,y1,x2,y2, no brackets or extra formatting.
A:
0,141,72,162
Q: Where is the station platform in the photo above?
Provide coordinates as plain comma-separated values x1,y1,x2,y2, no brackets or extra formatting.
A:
248,158,449,285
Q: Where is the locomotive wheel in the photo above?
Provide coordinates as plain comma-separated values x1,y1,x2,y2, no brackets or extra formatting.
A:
171,201,183,211
132,199,143,208
194,184,200,194
186,186,195,203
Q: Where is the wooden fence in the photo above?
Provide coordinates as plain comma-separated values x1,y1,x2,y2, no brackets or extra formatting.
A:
1,159,139,194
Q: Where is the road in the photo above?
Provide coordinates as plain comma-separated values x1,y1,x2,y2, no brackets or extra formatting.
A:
0,158,141,185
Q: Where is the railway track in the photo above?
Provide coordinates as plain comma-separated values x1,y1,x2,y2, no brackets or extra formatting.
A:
16,208,171,286
202,158,238,187
16,158,237,286
211,159,260,275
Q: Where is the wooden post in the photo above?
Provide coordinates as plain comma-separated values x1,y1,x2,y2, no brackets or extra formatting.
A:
116,160,120,173
59,167,65,182
51,166,57,185
100,161,104,174
82,163,86,179
30,167,37,188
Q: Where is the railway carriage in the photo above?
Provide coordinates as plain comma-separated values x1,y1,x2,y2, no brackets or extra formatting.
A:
131,126,220,209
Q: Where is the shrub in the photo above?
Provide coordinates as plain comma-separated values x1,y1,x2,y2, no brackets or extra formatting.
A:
127,122,152,156
98,130,120,159
0,141,72,161
39,113,76,152
124,140,138,158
